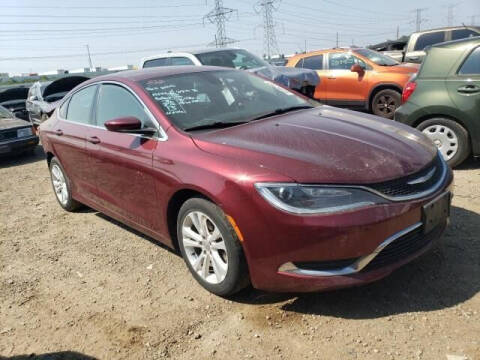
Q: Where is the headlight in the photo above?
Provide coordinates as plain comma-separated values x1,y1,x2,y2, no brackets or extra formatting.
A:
17,127,33,138
255,183,388,214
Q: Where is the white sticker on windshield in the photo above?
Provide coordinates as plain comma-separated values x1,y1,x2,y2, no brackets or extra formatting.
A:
222,87,235,106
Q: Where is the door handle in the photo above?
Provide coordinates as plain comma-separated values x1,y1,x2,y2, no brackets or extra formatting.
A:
55,129,63,136
457,85,480,94
408,56,419,61
327,76,336,79
87,136,101,144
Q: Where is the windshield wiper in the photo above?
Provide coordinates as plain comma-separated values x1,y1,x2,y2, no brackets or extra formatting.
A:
184,121,248,132
252,105,314,121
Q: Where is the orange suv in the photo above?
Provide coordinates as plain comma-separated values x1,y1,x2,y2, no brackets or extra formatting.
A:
287,48,419,118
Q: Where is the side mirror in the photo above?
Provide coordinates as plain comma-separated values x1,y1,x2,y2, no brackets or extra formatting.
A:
104,116,157,136
350,64,365,74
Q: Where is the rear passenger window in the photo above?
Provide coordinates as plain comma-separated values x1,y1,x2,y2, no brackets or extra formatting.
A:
65,85,97,124
414,32,446,51
452,29,478,41
459,47,480,75
302,55,324,70
170,57,194,66
143,58,169,68
96,84,154,129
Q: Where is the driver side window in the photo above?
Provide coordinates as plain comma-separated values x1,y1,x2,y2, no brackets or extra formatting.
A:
96,84,155,129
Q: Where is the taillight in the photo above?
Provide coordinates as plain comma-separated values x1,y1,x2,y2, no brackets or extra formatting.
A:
402,81,417,104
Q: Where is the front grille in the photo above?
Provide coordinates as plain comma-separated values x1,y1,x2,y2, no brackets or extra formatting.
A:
363,222,445,271
367,154,445,199
0,129,18,141
293,222,445,274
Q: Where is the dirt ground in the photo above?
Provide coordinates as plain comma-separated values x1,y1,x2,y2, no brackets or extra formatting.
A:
0,145,479,360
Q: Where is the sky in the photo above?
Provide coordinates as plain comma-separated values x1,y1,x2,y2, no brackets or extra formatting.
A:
1,0,479,75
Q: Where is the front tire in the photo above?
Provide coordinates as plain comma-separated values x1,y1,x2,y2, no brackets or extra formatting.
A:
177,198,249,296
49,157,82,211
371,89,401,119
417,118,470,168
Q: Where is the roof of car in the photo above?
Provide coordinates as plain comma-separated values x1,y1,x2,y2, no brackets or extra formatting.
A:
432,35,480,49
288,47,367,60
83,65,231,84
411,25,480,36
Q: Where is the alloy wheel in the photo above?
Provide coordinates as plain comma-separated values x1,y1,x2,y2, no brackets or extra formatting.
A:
51,164,68,206
181,211,228,284
422,124,459,160
375,95,397,116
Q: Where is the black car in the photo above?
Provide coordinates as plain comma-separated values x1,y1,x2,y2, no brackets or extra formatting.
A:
0,105,39,156
0,86,30,121
26,76,89,125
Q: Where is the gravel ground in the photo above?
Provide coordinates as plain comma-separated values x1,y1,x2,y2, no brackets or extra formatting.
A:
0,146,479,360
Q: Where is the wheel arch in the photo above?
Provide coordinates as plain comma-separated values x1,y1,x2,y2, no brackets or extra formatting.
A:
166,188,216,252
368,83,403,111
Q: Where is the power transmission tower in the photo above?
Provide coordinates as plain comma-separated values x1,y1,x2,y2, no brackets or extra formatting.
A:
203,0,238,48
85,44,93,70
254,0,281,59
413,8,428,32
447,4,455,26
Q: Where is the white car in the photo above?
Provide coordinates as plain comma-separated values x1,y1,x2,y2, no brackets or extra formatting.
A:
140,48,320,98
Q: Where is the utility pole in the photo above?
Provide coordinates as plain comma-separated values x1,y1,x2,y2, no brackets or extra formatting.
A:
396,25,400,39
255,0,281,59
447,4,455,27
336,32,339,47
85,44,93,70
204,0,238,48
414,8,427,32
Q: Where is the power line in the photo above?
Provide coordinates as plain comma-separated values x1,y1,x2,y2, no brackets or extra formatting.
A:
203,0,238,47
0,2,202,9
255,0,281,58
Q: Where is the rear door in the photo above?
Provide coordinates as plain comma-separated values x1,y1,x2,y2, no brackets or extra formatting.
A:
295,54,327,101
51,85,98,198
323,52,370,106
446,46,480,153
87,83,160,232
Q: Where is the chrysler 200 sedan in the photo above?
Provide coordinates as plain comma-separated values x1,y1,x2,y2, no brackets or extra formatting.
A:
39,66,453,296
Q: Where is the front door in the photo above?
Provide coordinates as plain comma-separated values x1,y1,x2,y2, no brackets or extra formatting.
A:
87,83,160,232
324,52,370,107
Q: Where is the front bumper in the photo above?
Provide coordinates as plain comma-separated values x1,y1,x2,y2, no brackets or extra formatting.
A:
0,135,39,156
232,168,453,293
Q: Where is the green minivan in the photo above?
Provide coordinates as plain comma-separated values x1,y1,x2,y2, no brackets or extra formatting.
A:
395,36,480,167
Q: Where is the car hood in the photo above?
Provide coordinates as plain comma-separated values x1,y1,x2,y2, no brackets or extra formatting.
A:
191,106,437,184
377,63,419,74
0,117,31,130
248,65,320,90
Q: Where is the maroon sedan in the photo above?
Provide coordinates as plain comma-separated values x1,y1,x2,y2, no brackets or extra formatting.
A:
39,66,453,296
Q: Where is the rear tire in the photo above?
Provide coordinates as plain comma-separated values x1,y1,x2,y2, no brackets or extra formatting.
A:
417,118,470,168
371,89,401,119
49,157,83,211
177,197,250,297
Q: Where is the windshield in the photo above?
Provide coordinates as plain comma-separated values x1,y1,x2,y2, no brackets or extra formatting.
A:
195,49,269,70
140,70,313,131
0,105,12,118
354,48,399,66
